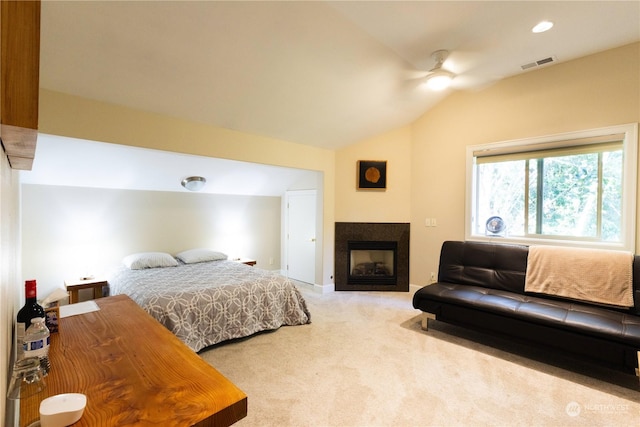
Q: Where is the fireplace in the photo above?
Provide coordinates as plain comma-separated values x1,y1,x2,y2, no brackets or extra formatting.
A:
335,222,409,291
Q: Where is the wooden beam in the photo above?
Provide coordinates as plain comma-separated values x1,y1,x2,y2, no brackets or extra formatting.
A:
1,0,40,170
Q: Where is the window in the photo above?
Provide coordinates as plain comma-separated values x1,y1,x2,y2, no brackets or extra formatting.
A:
466,124,638,251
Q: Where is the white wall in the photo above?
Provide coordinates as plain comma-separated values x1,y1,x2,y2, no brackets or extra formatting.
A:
1,151,20,425
21,185,282,300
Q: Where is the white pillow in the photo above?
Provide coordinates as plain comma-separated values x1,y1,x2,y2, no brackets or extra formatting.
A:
123,252,178,270
176,248,228,264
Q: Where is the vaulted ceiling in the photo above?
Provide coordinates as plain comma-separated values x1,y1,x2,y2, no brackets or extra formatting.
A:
39,1,640,150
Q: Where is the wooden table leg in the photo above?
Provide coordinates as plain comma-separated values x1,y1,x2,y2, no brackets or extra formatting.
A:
69,290,79,304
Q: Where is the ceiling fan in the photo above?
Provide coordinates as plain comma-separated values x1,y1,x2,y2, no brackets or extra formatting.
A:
423,50,456,91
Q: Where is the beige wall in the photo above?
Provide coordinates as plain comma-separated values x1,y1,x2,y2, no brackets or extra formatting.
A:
38,90,336,286
332,43,639,286
335,126,412,222
22,185,283,300
1,150,20,424
410,42,640,284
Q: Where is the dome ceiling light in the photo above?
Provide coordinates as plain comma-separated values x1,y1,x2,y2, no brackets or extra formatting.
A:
424,50,455,91
181,176,207,191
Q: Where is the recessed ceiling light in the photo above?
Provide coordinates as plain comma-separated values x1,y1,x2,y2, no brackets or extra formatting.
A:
532,20,554,33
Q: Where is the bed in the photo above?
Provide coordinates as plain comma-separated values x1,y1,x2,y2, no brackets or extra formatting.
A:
108,250,311,352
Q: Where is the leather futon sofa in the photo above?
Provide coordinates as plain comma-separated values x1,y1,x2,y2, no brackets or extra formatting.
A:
412,240,640,376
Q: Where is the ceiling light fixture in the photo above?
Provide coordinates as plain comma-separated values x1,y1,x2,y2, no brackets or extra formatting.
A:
424,50,455,91
181,176,206,191
532,20,554,33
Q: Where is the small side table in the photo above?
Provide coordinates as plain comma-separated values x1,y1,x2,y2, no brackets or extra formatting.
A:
65,277,108,304
236,258,256,267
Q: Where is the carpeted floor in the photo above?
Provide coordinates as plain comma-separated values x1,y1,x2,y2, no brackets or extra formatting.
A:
199,285,640,426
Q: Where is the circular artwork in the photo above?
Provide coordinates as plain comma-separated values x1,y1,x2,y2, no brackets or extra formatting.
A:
365,167,381,183
486,216,505,234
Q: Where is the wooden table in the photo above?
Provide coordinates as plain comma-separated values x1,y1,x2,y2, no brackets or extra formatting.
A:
20,295,247,427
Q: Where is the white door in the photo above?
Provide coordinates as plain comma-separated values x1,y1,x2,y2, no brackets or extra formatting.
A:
286,190,316,284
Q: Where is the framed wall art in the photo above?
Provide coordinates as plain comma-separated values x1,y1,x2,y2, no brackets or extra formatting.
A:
357,160,387,190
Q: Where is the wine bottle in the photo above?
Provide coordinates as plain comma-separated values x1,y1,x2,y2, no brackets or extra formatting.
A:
16,280,45,357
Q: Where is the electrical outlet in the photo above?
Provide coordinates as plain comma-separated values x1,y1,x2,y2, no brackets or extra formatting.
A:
269,257,274,265
430,272,436,283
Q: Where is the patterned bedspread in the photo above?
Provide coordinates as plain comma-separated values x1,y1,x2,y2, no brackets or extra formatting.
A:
108,260,311,352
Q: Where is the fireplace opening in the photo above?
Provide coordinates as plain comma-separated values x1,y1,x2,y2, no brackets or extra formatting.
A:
348,241,397,285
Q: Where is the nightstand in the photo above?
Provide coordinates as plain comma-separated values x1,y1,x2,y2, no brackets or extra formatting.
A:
235,258,256,266
65,277,108,304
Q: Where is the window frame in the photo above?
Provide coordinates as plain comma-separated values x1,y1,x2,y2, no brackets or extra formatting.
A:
465,123,638,251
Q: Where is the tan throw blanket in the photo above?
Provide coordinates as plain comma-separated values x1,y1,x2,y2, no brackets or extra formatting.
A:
525,245,634,308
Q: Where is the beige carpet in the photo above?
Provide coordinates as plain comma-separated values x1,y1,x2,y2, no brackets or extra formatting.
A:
200,285,640,426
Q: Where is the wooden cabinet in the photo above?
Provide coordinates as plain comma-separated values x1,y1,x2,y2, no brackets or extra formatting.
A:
1,0,40,170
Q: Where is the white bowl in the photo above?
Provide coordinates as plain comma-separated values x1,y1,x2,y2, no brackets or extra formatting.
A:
39,393,86,427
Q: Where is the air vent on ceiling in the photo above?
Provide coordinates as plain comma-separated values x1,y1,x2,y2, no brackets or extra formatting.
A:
521,55,557,71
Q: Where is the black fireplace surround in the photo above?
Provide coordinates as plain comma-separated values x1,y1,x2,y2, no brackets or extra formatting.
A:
335,222,410,291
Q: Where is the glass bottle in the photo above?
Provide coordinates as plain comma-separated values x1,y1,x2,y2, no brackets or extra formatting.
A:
16,280,45,358
23,317,50,376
